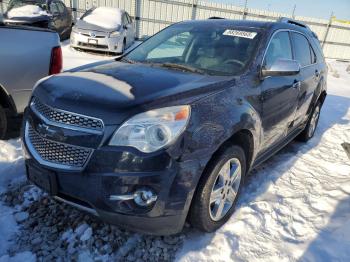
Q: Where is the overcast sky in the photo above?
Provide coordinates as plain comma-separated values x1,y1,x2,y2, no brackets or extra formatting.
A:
213,0,350,20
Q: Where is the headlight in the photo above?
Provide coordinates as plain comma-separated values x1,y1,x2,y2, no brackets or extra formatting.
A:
109,31,120,37
109,105,191,153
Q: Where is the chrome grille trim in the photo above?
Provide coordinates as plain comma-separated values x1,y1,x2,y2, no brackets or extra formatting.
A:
25,122,93,170
30,97,104,134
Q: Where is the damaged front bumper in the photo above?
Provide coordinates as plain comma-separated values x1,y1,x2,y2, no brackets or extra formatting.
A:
22,107,202,235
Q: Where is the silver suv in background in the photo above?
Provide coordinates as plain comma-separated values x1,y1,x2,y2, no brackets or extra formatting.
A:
0,22,61,139
70,7,135,54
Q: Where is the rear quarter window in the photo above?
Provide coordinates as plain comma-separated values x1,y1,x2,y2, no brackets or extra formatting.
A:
291,32,312,67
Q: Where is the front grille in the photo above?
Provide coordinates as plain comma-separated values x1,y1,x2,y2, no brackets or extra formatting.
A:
78,42,108,49
26,124,92,169
81,33,105,38
31,97,104,132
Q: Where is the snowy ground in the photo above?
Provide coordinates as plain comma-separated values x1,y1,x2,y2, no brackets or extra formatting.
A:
0,41,349,261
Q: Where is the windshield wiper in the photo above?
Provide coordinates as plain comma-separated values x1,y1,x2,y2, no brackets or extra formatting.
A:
158,63,206,74
119,57,136,64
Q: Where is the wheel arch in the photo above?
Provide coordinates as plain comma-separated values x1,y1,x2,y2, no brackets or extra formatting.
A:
0,84,17,113
308,76,327,115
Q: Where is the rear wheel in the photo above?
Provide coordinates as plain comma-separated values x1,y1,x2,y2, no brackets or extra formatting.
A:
189,145,246,232
298,102,321,142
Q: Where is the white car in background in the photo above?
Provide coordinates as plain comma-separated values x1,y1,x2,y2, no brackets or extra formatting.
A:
70,7,135,54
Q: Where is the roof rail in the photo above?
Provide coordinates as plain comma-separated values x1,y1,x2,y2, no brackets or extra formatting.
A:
278,17,308,28
278,17,318,39
208,17,225,19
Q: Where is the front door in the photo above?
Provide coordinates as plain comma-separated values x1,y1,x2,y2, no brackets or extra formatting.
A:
260,31,300,150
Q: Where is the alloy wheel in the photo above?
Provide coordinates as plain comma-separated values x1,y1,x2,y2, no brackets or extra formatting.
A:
209,158,242,221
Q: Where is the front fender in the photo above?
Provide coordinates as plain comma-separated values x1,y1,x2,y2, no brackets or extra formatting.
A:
165,85,262,218
176,85,262,173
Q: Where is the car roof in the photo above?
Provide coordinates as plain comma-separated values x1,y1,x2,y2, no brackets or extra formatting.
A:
179,19,314,37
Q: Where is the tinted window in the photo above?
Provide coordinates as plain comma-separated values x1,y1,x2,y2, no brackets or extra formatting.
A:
310,45,317,64
126,13,132,23
292,32,312,67
56,2,65,14
122,14,128,25
264,31,292,69
50,3,59,14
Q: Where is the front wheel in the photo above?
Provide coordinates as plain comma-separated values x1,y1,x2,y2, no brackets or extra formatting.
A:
298,102,321,142
189,145,246,232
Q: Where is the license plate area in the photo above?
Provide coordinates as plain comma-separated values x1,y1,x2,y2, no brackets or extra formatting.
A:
88,38,98,45
27,165,57,195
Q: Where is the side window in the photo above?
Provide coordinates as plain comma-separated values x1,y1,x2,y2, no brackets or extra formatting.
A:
310,45,317,64
50,3,59,15
147,32,192,59
126,13,131,24
264,31,292,70
128,14,133,24
122,14,128,25
291,32,312,67
57,2,65,14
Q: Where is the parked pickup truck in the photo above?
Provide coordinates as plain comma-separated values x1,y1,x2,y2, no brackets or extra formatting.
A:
0,21,62,139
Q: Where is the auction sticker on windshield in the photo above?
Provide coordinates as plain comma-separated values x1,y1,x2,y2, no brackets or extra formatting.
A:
223,29,257,39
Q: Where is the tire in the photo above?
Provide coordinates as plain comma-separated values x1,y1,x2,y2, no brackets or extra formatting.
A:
297,102,321,142
189,145,246,232
0,105,8,140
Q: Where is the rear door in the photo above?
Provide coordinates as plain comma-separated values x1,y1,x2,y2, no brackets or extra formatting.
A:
290,32,319,126
260,31,300,150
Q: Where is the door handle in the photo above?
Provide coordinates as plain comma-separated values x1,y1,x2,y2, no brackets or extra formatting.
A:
292,80,301,89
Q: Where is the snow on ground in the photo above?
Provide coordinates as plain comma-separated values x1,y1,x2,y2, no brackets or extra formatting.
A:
177,60,350,261
0,40,349,261
61,40,140,70
0,139,24,194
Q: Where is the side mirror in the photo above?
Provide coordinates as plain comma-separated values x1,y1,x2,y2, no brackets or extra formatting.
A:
261,59,300,78
123,25,128,30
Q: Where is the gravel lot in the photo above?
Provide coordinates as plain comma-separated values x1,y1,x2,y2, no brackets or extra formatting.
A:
1,182,186,261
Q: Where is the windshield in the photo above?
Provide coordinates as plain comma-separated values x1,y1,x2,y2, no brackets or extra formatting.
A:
8,0,47,10
126,23,262,76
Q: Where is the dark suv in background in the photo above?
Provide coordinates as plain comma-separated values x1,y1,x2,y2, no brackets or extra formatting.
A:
22,18,327,235
4,0,73,39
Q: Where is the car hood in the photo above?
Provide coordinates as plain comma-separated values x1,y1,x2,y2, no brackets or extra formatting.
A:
75,19,119,32
33,61,233,125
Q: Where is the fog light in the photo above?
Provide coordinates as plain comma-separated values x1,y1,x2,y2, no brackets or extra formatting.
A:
134,189,157,206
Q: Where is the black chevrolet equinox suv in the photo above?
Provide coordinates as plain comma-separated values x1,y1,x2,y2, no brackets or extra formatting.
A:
23,18,327,235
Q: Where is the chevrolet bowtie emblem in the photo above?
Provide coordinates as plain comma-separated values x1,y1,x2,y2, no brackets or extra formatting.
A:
37,123,58,139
